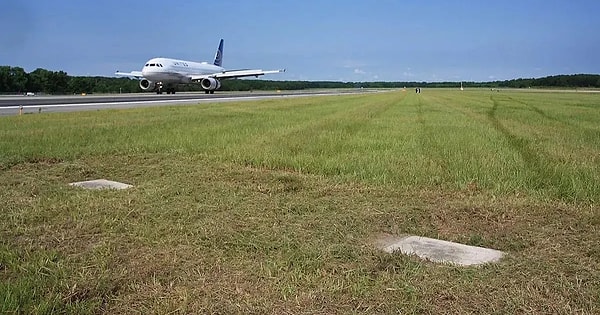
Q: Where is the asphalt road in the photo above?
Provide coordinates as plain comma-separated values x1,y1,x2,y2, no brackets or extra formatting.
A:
0,90,368,116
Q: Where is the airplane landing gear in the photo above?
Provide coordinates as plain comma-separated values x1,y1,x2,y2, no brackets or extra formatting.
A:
158,87,177,94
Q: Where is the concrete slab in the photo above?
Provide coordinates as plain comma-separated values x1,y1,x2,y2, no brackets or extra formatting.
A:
375,234,505,266
69,179,132,190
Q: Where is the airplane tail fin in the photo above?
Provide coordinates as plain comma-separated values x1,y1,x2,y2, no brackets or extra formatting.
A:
213,39,224,67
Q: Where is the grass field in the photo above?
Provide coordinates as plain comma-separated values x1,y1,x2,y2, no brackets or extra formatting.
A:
1,89,599,314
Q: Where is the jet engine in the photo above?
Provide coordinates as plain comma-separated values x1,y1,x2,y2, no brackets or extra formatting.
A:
200,78,221,91
139,79,156,91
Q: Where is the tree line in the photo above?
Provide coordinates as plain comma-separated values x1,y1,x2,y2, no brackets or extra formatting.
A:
0,66,139,94
1,66,599,95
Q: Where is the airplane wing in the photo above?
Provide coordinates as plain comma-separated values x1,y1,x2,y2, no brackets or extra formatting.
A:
190,69,285,81
115,71,144,79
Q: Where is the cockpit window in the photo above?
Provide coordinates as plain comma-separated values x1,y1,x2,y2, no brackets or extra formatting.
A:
145,64,149,67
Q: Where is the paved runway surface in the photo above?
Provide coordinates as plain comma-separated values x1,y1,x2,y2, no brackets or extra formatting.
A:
0,90,369,116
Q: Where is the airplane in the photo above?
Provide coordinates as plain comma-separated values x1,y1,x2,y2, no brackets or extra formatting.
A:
115,39,285,94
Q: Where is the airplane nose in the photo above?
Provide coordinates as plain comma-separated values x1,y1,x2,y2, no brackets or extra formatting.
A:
142,64,166,80
142,66,159,77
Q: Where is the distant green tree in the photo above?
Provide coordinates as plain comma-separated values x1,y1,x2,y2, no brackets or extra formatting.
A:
68,76,95,94
0,66,10,92
27,68,52,93
50,71,69,94
8,67,28,93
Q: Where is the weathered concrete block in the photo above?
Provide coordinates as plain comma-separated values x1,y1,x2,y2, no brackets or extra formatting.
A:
375,234,505,266
69,179,133,190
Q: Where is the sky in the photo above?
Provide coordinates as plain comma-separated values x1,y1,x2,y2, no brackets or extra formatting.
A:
1,0,599,82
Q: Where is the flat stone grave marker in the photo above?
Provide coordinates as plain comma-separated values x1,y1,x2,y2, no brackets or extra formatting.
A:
69,179,133,190
375,234,505,266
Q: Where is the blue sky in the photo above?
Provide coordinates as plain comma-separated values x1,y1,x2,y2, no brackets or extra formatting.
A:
1,0,599,82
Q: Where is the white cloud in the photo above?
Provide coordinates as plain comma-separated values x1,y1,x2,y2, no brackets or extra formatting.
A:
354,68,366,74
341,60,367,69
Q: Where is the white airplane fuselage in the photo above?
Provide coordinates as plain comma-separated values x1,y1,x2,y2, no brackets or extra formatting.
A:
136,57,226,94
141,57,223,84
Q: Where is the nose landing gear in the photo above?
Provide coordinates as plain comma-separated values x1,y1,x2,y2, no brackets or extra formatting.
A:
156,86,176,94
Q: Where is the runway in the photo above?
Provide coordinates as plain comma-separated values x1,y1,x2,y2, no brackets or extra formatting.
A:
0,90,369,116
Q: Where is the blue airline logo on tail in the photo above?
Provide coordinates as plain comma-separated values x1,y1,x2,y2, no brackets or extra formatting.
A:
213,39,224,67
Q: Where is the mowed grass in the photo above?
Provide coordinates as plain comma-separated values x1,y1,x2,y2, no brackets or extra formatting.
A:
0,89,599,313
